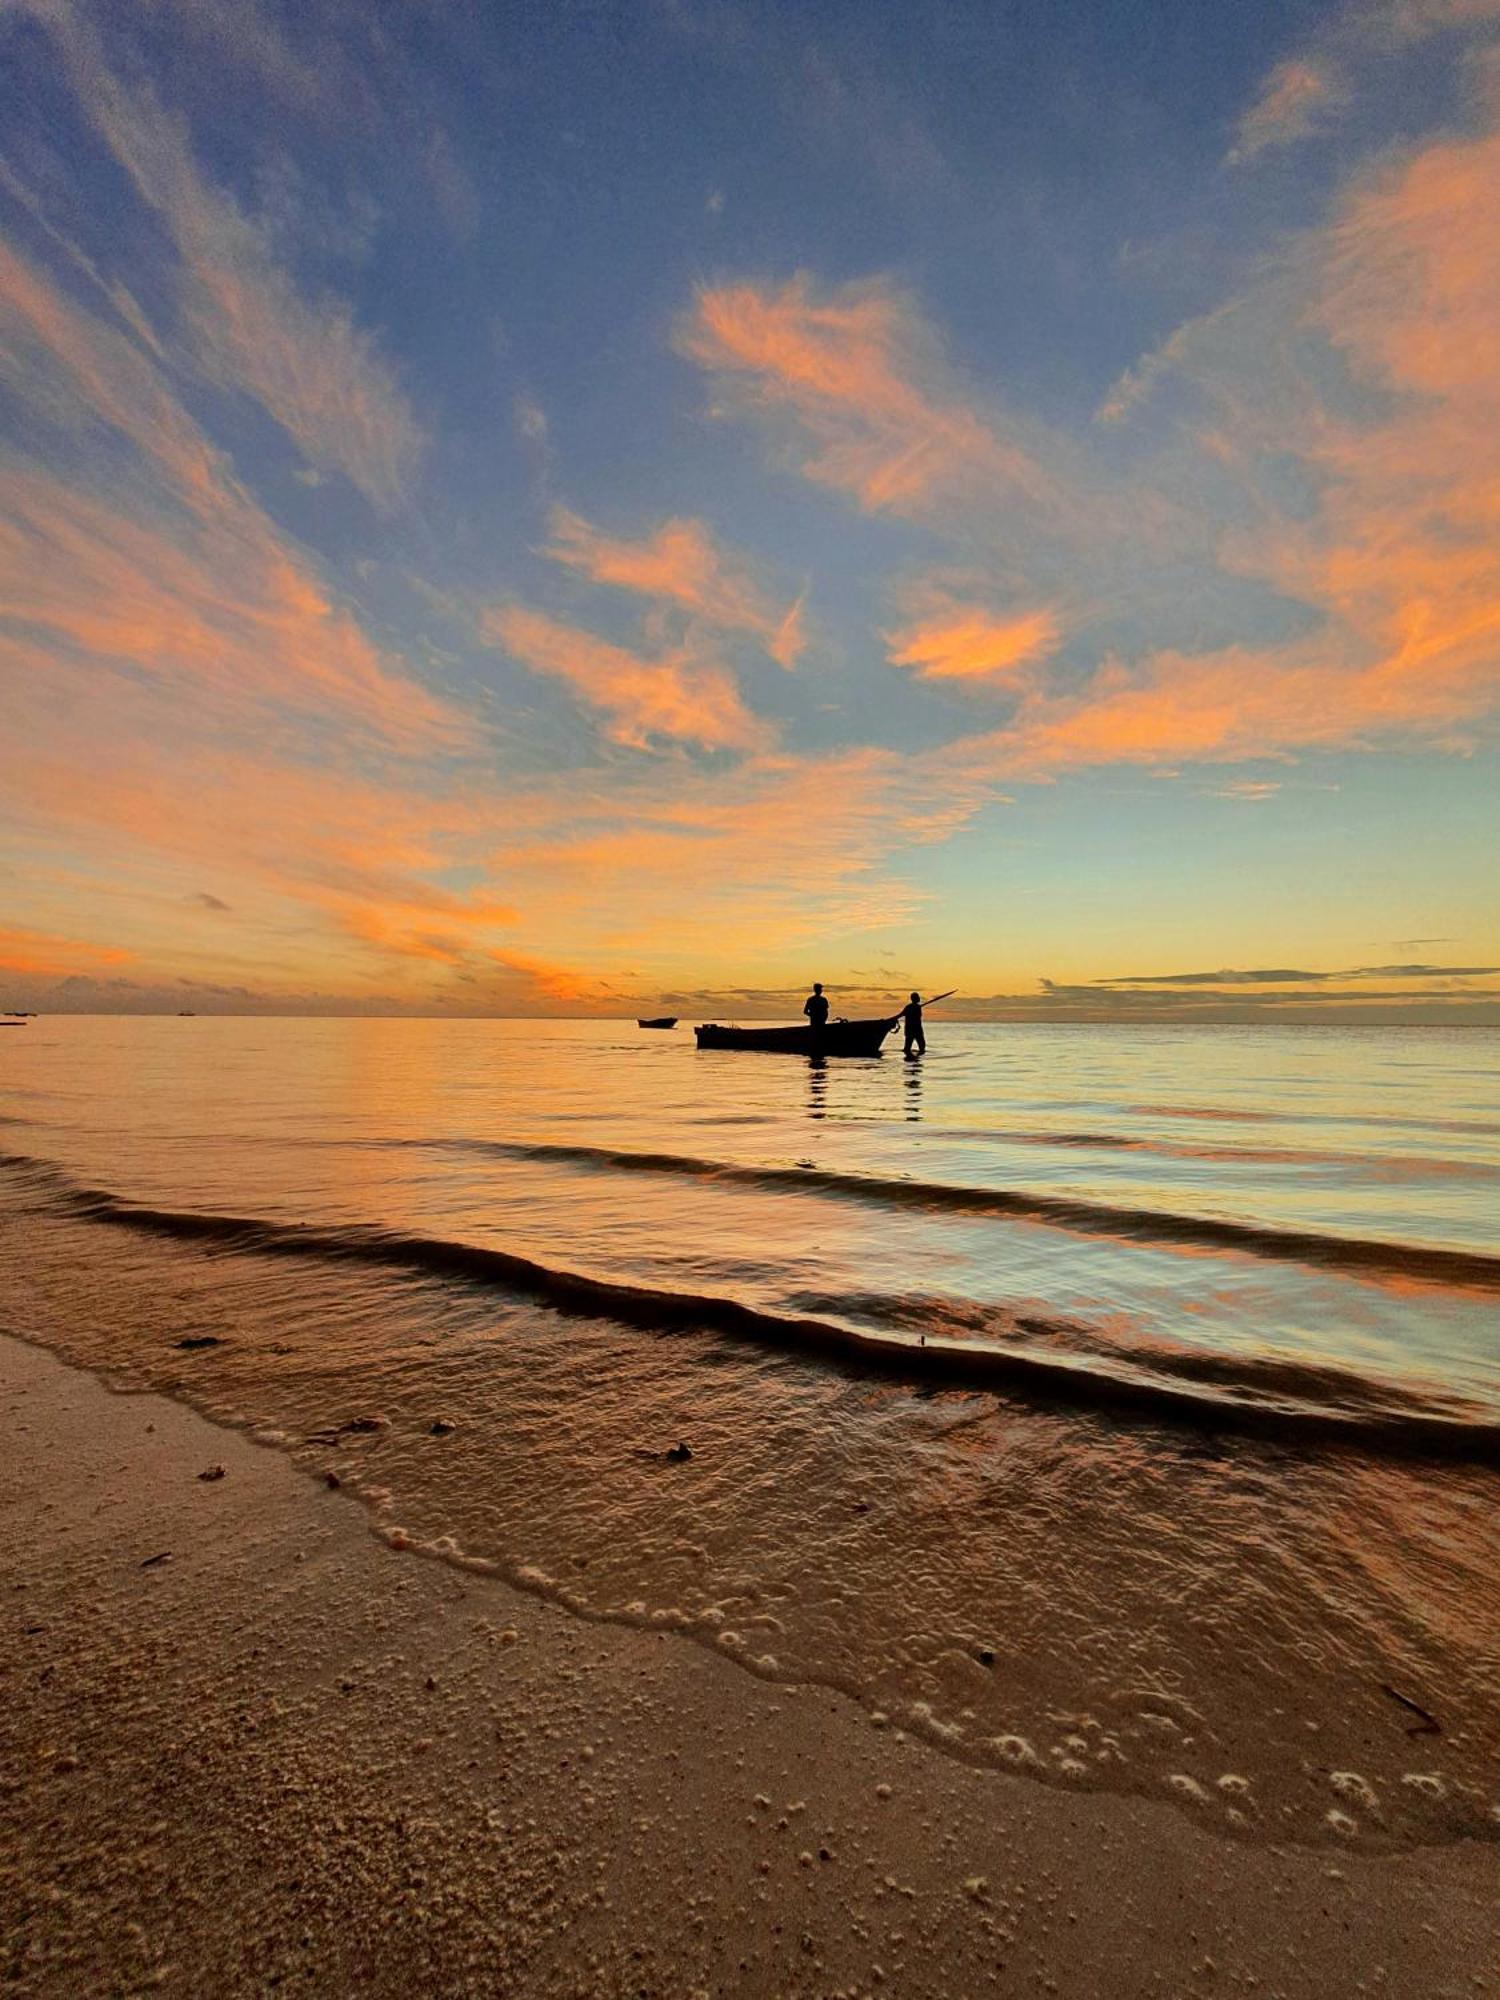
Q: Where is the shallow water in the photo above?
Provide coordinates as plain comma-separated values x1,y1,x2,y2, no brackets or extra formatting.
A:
2,1017,1498,1846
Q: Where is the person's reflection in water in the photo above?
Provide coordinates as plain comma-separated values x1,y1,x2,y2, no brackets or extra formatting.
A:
806,1055,828,1121
903,1056,924,1122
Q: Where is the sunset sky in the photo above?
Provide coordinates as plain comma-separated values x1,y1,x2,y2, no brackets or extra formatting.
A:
1,0,1497,1019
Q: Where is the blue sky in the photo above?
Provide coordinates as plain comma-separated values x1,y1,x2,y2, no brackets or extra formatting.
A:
1,0,1497,1017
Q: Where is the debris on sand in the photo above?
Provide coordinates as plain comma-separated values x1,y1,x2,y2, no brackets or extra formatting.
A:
173,1336,221,1351
664,1442,693,1463
1381,1683,1441,1735
429,1419,457,1437
306,1415,389,1446
139,1551,172,1569
197,1465,226,1483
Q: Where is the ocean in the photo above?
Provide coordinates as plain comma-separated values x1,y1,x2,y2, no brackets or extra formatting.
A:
2,1016,1497,1849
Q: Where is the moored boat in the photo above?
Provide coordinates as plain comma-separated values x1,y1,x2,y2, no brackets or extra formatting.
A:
636,1016,678,1029
694,1016,896,1057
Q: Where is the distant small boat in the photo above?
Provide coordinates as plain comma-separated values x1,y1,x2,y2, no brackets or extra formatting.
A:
177,1010,195,1017
695,1016,896,1057
636,1016,678,1029
0,1020,24,1028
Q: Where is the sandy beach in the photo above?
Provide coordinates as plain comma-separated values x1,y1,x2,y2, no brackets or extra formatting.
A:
3,1332,1496,1998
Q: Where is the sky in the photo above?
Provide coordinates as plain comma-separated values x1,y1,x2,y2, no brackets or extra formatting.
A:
1,0,1498,1021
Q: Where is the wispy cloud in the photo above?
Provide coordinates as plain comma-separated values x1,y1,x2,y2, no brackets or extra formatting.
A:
0,240,462,750
544,507,805,666
1025,978,1500,1020
1229,59,1348,164
482,604,775,754
887,595,1061,690
677,274,1059,520
962,100,1500,780
1091,963,1498,985
1228,0,1500,168
28,0,422,507
1206,779,1282,801
0,922,132,977
486,741,984,958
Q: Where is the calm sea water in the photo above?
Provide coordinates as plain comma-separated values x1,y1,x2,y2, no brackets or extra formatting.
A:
3,1017,1498,1846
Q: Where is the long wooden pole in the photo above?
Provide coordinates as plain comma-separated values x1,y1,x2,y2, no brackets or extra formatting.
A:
887,988,956,1025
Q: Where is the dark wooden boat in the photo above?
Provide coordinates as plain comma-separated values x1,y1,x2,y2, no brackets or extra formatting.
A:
694,1015,896,1057
636,1016,678,1029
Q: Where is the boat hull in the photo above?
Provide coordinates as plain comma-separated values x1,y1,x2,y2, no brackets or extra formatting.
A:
694,1016,895,1057
636,1017,678,1029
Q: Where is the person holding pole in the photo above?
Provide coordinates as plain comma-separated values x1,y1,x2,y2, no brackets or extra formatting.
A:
890,987,955,1056
901,991,925,1056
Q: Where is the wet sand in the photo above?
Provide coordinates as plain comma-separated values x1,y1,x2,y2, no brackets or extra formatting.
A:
3,1333,1497,1999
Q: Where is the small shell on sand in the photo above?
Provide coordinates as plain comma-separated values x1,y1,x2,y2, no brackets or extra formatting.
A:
1330,1772,1379,1813
1167,1775,1210,1805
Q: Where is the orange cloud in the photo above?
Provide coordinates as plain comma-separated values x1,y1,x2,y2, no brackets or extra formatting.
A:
887,602,1061,688
483,604,775,753
987,107,1500,777
677,275,1057,519
1228,0,1500,172
31,1,421,506
0,924,132,977
0,467,465,752
1230,59,1346,163
486,742,991,959
320,892,520,966
0,685,548,997
0,650,980,993
0,235,224,516
0,227,465,755
1385,0,1500,38
768,593,807,671
545,507,805,665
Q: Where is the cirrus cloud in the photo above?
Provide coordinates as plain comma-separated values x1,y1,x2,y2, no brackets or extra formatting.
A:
482,604,775,755
544,507,806,667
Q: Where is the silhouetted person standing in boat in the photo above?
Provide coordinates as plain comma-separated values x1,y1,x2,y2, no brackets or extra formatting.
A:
901,991,925,1056
803,982,830,1036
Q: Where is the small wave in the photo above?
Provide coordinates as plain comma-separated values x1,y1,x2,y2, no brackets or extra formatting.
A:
1132,1103,1500,1139
940,1126,1500,1182
3,1149,1498,1464
414,1137,1500,1293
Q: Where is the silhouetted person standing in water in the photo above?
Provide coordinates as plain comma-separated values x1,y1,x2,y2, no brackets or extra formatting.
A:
901,991,925,1056
803,982,830,1036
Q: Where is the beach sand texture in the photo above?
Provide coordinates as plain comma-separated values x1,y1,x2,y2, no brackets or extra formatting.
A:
4,1333,1498,1999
